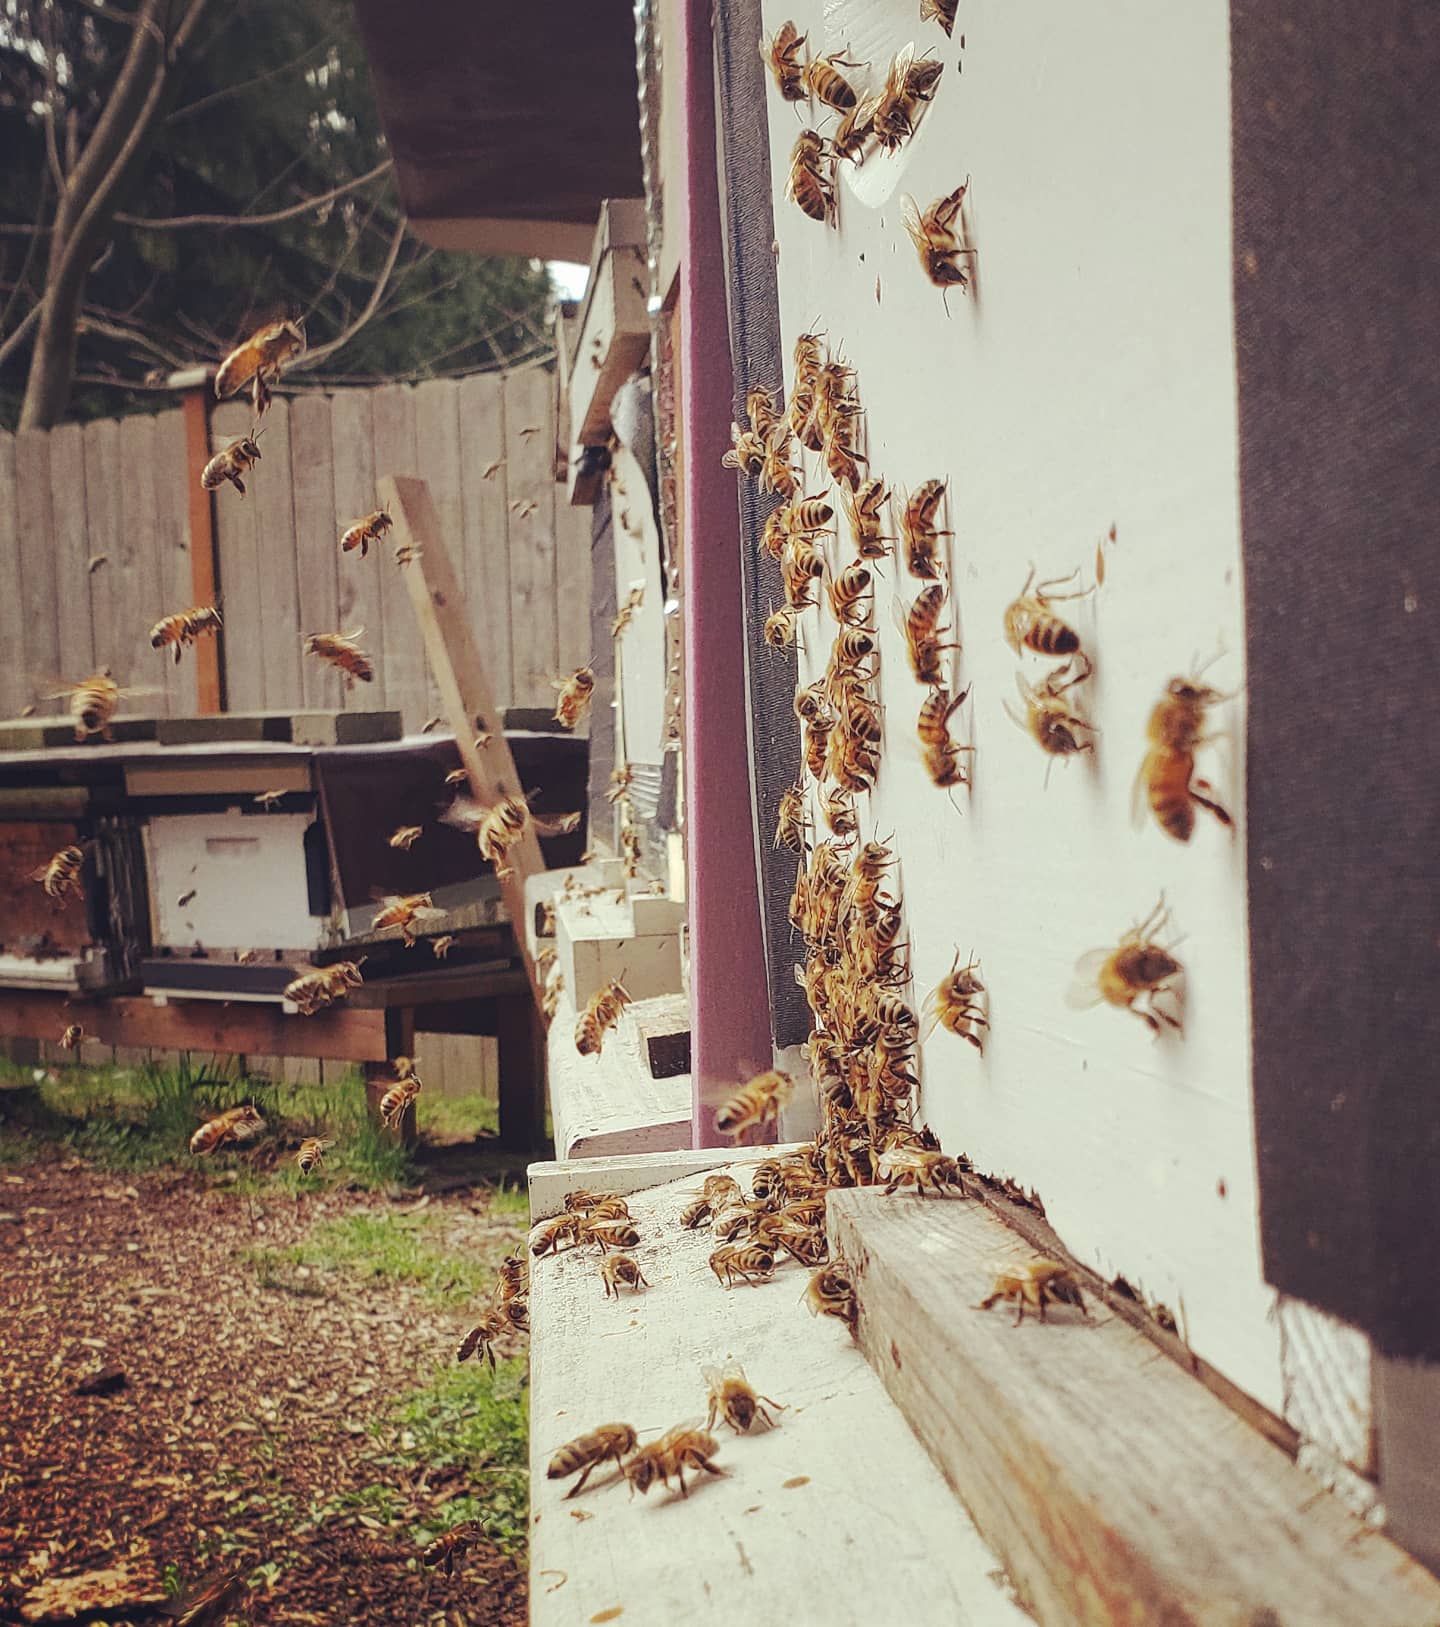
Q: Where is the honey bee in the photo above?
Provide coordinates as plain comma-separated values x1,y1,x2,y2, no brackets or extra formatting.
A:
827,563,874,628
709,1242,777,1288
918,685,973,790
920,0,958,35
786,495,835,535
600,1253,650,1298
774,782,810,852
531,1212,584,1257
372,890,435,947
900,479,951,579
722,420,767,479
283,958,364,1015
1002,566,1090,658
1136,669,1234,842
874,44,927,150
679,1196,713,1229
714,1069,794,1139
607,764,635,805
339,507,393,558
976,1259,1089,1325
1069,897,1184,1034
702,1360,782,1433
841,478,892,558
254,789,285,809
763,605,803,649
456,1308,511,1368
60,1024,83,1050
788,129,836,226
422,1519,485,1576
833,95,878,163
760,425,798,501
149,605,222,665
295,1136,334,1175
553,666,596,730
303,628,374,688
378,1074,421,1128
923,950,988,1050
387,825,423,851
1005,654,1096,768
31,843,85,900
444,767,469,787
215,317,305,412
445,792,580,878
877,1146,971,1197
901,183,976,309
805,1264,857,1326
42,670,141,743
548,1423,638,1497
189,1104,266,1157
782,535,825,610
624,1426,725,1498
820,786,858,838
612,584,645,639
495,1253,527,1300
574,977,633,1057
583,1219,641,1252
804,50,861,111
200,428,263,497
761,19,807,100
704,1173,745,1208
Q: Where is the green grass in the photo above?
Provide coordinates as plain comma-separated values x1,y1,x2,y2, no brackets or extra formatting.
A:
421,1091,499,1141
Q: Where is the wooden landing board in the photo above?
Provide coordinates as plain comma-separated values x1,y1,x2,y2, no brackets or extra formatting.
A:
546,989,690,1162
527,1142,807,1221
0,991,388,1063
526,1160,1029,1627
826,1191,1440,1627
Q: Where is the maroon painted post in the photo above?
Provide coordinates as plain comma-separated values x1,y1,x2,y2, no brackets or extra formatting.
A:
677,0,773,1145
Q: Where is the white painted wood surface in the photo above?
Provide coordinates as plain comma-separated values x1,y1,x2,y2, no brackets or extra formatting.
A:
763,0,1281,1410
608,444,669,768
528,1143,803,1221
556,892,683,1011
528,1162,1030,1627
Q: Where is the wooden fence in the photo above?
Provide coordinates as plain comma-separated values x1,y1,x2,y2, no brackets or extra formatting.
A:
0,363,590,729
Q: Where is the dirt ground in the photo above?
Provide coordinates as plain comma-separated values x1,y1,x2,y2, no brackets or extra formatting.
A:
0,1153,529,1626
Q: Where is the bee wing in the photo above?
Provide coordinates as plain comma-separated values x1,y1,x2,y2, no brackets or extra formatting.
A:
1065,951,1111,1011
721,1357,748,1384
440,797,484,833
700,1362,723,1392
532,811,582,837
886,40,915,96
899,193,930,253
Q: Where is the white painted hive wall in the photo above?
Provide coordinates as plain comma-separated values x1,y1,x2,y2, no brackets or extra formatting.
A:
760,0,1281,1409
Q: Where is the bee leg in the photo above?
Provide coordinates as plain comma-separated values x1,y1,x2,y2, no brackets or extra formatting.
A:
699,1458,726,1478
1190,782,1234,828
675,1466,690,1498
565,1462,596,1499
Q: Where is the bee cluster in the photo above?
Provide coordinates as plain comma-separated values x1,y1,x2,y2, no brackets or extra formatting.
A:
457,1249,530,1369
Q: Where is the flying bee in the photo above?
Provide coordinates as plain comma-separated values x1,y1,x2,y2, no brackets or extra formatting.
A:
200,428,263,497
378,1074,421,1129
574,977,632,1057
371,890,436,947
339,507,393,558
624,1425,725,1498
1068,896,1184,1034
714,1069,794,1139
775,783,809,852
422,1520,486,1577
901,479,951,579
833,94,878,164
1135,668,1234,841
788,129,836,226
827,563,874,628
805,1264,857,1326
295,1136,334,1175
189,1104,265,1157
976,1259,1089,1325
763,605,803,649
612,584,645,639
703,1360,783,1433
215,317,305,411
443,792,580,878
60,1023,83,1051
804,49,862,111
253,789,285,809
709,1242,777,1289
41,669,153,743
920,0,959,35
387,825,423,851
553,666,596,730
1005,654,1097,770
877,1146,971,1197
150,606,222,665
600,1253,650,1298
303,628,373,688
31,843,85,901
548,1423,638,1497
923,950,988,1050
722,420,767,478
761,18,807,100
283,959,364,1015
901,182,977,310
1002,565,1090,658
841,478,892,558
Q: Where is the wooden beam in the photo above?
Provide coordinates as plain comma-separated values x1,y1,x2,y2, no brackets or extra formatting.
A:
0,990,388,1063
180,384,224,714
495,988,544,1152
379,474,545,1007
345,962,529,1009
826,1191,1440,1627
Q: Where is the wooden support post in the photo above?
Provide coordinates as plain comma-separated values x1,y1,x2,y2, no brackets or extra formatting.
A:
495,989,545,1153
178,377,224,714
364,1007,417,1147
380,474,547,1008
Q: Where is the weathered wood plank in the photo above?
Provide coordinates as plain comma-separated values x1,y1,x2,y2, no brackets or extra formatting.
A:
211,401,263,711
554,473,592,674
83,418,123,677
288,392,343,712
48,422,95,690
329,388,383,709
151,409,195,717
369,382,423,727
457,370,512,714
413,378,462,724
502,365,556,709
15,429,60,697
116,415,160,701
826,1191,1440,1627
0,432,24,716
252,397,304,710
179,388,222,712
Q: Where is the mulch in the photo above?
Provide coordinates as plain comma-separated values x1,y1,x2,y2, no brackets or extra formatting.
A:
0,1154,527,1626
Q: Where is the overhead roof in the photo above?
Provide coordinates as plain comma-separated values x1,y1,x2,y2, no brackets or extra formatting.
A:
352,0,644,262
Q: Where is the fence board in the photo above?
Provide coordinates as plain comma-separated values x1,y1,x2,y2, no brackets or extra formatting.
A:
288,393,343,711
49,423,94,687
211,401,263,711
329,389,383,709
414,378,463,722
370,383,423,727
253,398,304,709
151,411,194,717
457,371,512,713
556,486,592,675
0,432,21,716
504,364,557,709
15,430,60,698
82,419,122,678
116,416,160,706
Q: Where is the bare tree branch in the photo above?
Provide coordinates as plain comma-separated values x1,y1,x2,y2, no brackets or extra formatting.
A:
111,156,392,230
163,27,338,124
290,216,405,372
0,301,44,369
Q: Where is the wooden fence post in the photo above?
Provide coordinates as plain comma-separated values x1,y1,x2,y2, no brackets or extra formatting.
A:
173,368,224,713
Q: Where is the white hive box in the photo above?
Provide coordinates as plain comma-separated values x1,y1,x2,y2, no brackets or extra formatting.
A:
556,888,683,1010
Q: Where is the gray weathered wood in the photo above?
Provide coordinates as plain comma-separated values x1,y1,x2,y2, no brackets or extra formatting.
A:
210,401,263,711
554,473,592,674
82,418,122,676
288,392,343,711
413,377,462,724
370,382,424,728
15,430,60,696
826,1191,1440,1627
329,388,383,709
253,398,304,710
457,370,512,712
116,415,160,698
0,431,23,716
151,410,195,717
48,422,95,688
502,364,557,709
